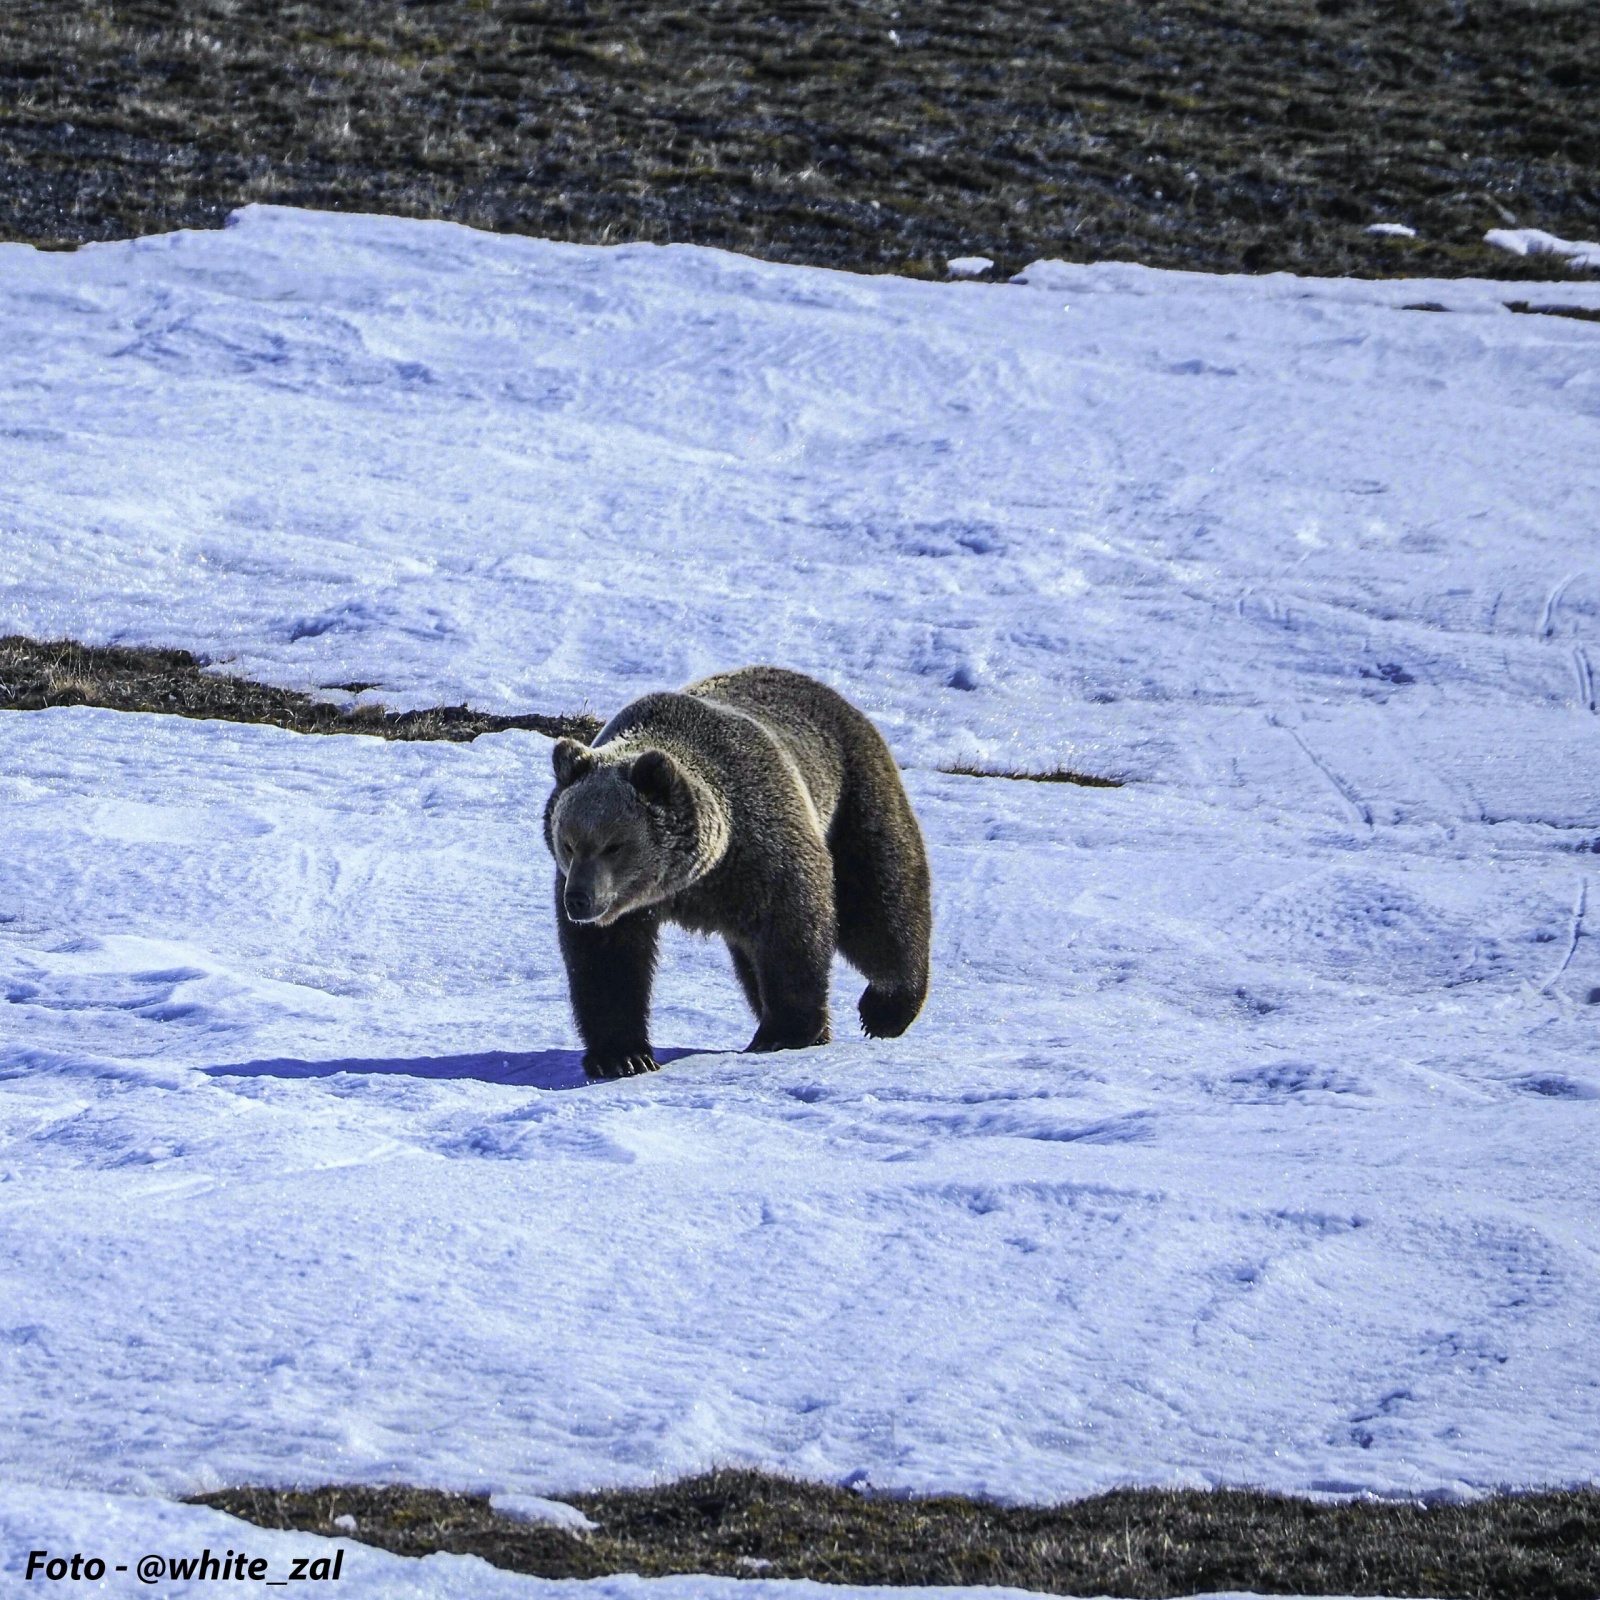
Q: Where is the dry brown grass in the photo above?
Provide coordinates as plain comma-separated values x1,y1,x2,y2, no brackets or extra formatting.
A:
1505,299,1600,322
941,760,1126,787
196,1467,1600,1597
1,1,1596,280
0,635,600,743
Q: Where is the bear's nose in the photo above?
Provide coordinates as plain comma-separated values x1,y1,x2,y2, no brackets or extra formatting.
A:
565,883,596,920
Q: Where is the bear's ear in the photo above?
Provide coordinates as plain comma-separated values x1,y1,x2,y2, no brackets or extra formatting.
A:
629,749,682,807
552,738,596,788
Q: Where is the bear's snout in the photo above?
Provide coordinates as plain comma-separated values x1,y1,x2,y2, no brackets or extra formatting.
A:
563,859,614,924
564,881,599,922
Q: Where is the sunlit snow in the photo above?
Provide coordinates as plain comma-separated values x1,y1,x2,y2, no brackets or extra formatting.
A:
1,207,1598,1591
1484,226,1600,270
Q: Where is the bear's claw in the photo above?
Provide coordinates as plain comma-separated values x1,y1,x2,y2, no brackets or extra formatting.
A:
858,984,920,1040
585,1051,658,1080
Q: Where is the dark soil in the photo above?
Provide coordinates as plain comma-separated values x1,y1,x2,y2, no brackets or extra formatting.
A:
0,635,601,743
2,1,1596,280
195,1468,1600,1598
1505,298,1600,322
942,760,1125,787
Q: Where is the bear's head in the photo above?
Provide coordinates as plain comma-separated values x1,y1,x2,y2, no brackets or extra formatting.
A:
545,739,728,925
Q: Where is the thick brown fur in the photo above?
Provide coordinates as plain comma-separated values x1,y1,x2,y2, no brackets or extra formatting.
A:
543,667,931,1079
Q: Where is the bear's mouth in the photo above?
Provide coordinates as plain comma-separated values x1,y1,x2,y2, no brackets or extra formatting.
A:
562,884,609,924
564,891,622,926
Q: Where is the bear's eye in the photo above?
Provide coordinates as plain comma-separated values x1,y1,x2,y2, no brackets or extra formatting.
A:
602,841,623,857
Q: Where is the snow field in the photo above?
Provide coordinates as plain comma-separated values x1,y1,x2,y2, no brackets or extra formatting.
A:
1,207,1599,1588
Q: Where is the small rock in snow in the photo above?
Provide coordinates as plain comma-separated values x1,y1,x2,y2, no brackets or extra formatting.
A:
489,1493,598,1533
1366,223,1416,238
946,256,994,279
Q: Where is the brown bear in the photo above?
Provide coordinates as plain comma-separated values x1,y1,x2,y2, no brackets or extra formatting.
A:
544,666,931,1078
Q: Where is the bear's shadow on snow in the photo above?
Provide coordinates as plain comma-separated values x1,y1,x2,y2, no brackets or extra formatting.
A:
204,1046,713,1091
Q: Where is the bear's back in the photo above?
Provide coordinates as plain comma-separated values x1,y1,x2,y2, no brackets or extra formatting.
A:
685,667,877,827
592,685,825,828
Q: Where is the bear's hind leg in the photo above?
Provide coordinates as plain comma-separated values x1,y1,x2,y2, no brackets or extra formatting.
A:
729,943,763,1020
555,874,661,1078
743,929,832,1053
857,982,923,1040
830,786,931,1040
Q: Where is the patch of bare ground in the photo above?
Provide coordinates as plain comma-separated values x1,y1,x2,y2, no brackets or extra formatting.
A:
194,1468,1600,1598
0,1,1596,281
0,635,600,742
1505,299,1600,322
941,760,1125,787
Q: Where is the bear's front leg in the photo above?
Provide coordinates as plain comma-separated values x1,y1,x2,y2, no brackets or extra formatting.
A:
555,874,661,1079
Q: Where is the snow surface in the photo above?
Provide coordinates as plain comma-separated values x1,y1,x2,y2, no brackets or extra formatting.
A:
490,1494,599,1532
1484,226,1600,270
946,256,996,279
1364,224,1416,240
2,207,1600,1586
